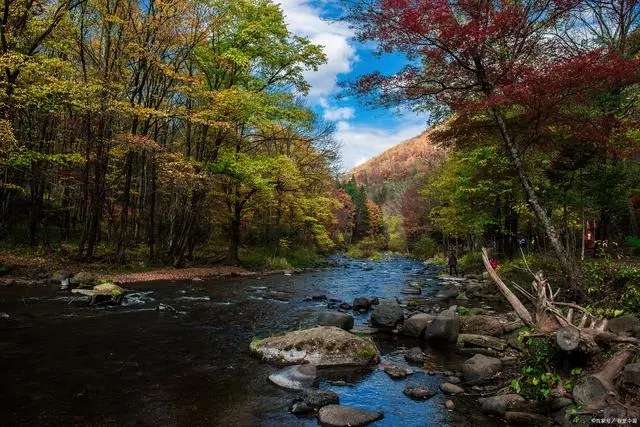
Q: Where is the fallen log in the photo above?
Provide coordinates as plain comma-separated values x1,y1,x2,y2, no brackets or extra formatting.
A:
555,326,600,355
573,349,633,405
481,248,534,327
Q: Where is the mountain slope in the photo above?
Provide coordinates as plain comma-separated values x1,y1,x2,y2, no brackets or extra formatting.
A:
347,130,446,215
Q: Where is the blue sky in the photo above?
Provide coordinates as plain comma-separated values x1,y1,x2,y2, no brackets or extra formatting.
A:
277,0,428,171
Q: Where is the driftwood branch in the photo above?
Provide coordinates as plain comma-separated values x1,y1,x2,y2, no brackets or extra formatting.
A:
482,248,535,326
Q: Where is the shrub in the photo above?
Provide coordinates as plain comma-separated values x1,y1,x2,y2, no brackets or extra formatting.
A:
459,251,484,273
411,234,440,259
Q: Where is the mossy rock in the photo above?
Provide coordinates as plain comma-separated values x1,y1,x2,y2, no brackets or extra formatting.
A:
250,326,380,367
70,272,97,289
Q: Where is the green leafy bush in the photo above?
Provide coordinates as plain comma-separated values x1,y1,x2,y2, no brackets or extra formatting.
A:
411,234,440,259
459,251,484,272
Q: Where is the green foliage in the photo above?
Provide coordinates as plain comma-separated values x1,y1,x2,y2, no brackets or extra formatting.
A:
423,144,518,239
459,251,484,273
264,257,292,270
584,259,640,314
346,236,387,259
511,336,561,400
241,246,321,269
457,306,470,316
411,234,440,259
386,215,407,252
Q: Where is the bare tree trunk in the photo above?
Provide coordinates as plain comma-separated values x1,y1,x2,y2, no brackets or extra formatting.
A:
482,247,535,326
115,151,134,264
491,108,574,277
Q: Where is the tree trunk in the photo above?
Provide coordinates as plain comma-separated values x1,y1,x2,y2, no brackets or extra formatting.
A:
147,159,156,263
115,152,134,264
225,212,241,266
482,247,535,326
491,108,574,277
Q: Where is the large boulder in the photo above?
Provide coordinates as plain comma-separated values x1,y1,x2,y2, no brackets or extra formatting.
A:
403,313,435,338
607,315,640,335
462,354,502,382
479,394,525,416
317,312,354,331
371,300,404,328
269,364,317,390
423,308,460,342
250,326,379,367
460,315,504,337
318,405,383,427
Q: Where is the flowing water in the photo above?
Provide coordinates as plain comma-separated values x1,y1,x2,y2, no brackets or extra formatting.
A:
0,255,501,426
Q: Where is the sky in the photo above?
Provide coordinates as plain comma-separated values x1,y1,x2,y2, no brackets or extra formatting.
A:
276,0,428,171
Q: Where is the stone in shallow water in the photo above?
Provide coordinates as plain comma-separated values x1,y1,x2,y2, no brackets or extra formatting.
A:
479,394,524,416
290,388,339,414
440,382,464,395
403,313,435,338
404,347,427,364
383,363,412,379
462,353,502,382
268,364,317,390
318,405,383,427
403,385,435,400
317,312,354,331
371,300,404,328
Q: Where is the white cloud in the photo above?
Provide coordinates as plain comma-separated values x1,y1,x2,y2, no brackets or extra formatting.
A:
335,119,428,171
277,0,357,99
323,106,355,121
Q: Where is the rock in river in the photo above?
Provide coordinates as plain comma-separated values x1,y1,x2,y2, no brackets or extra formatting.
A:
317,312,354,331
403,313,435,338
318,405,383,426
479,394,525,417
403,385,434,400
440,382,464,395
462,354,502,382
423,308,459,342
269,364,317,390
352,297,372,311
371,300,404,328
460,315,504,337
290,389,339,414
383,362,412,379
404,347,427,364
250,326,379,367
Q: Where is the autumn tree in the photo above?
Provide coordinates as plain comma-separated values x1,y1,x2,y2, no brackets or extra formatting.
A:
344,0,640,276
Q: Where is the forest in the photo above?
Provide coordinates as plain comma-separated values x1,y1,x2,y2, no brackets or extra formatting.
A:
0,0,639,302
0,0,351,269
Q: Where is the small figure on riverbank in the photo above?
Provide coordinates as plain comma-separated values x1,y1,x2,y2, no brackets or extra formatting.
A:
490,258,499,270
448,253,457,276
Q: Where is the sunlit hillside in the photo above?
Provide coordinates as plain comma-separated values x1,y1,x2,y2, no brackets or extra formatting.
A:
347,130,446,215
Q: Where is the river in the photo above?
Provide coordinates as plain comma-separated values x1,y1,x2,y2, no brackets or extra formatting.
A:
0,255,500,426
